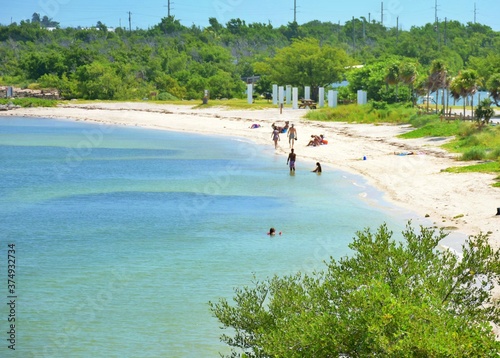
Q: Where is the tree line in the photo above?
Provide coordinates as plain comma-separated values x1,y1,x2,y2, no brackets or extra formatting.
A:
0,14,499,106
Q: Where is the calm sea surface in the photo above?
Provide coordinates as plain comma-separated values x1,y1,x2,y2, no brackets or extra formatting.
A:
0,117,420,357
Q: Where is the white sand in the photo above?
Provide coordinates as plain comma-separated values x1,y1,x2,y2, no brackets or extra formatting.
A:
2,102,499,248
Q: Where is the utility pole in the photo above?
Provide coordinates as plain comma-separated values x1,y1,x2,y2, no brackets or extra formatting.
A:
352,16,355,50
128,11,131,32
381,2,384,25
396,16,399,43
164,0,174,18
435,0,438,24
436,18,440,49
434,0,439,49
362,17,366,40
444,17,447,46
293,0,297,23
474,2,477,23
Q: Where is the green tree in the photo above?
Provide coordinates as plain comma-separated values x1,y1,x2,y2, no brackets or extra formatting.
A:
96,21,107,32
155,16,184,34
210,223,500,357
31,13,41,24
475,98,495,126
75,61,121,99
428,59,447,113
486,73,500,106
450,69,480,117
20,51,67,80
255,38,351,100
399,61,418,106
385,62,400,102
348,62,400,103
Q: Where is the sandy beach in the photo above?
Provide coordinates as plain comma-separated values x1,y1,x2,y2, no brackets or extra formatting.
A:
2,101,499,248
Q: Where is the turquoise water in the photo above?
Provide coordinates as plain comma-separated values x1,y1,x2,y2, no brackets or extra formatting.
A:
0,117,414,357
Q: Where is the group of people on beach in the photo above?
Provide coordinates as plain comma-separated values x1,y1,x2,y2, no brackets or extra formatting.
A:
268,123,322,236
271,123,322,174
272,122,296,149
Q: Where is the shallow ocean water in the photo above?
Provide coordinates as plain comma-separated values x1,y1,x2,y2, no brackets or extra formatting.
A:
0,117,422,357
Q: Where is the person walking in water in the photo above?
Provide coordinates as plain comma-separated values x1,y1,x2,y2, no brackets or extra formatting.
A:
286,148,296,173
287,124,297,148
271,127,280,149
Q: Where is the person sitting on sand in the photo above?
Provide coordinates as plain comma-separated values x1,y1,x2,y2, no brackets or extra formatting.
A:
312,162,322,173
250,123,261,129
307,135,322,147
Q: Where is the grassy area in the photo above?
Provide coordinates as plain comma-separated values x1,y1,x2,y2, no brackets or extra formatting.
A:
398,114,500,184
399,115,465,138
191,98,279,110
443,162,500,187
0,98,58,107
303,102,500,183
304,103,415,124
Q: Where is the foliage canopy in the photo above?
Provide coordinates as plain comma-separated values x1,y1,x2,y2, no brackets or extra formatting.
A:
2,15,500,103
210,223,500,357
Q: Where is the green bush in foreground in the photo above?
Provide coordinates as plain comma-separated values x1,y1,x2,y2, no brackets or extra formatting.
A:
210,223,500,357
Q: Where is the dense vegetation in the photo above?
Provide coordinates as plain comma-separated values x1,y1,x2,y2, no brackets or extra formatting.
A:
1,13,500,105
210,223,500,357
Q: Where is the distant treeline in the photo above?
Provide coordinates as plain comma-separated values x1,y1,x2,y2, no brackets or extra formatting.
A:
0,15,499,104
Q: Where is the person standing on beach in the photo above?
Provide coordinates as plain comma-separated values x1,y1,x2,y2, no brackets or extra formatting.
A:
287,124,297,148
286,149,296,173
271,128,280,149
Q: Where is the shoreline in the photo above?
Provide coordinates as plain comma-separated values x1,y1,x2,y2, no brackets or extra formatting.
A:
1,102,499,248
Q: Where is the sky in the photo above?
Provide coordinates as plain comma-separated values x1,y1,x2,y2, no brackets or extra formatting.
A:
1,0,499,31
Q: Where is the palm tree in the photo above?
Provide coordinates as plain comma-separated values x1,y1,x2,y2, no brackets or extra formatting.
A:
449,76,463,116
428,60,447,114
450,70,479,117
461,69,479,118
385,62,400,103
399,62,418,106
486,73,500,106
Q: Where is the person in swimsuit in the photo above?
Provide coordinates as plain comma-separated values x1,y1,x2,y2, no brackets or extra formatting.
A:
286,148,296,173
271,128,280,149
287,124,297,148
312,162,322,173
